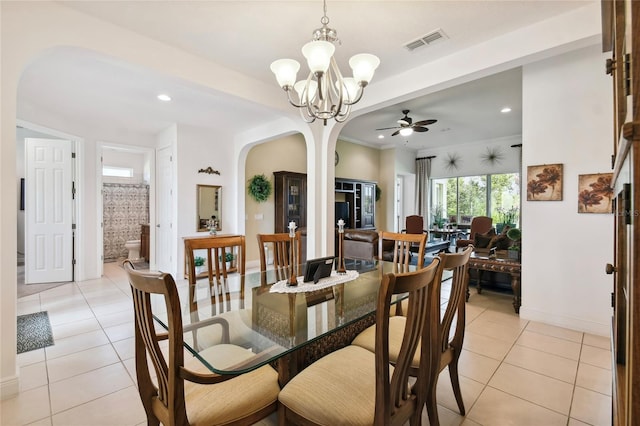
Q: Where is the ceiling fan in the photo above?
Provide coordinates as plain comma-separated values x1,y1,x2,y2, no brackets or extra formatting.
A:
376,109,437,136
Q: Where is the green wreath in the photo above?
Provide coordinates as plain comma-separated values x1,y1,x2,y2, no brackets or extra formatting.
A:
248,174,272,203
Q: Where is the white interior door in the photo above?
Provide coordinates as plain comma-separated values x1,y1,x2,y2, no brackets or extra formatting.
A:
25,138,73,284
156,146,173,273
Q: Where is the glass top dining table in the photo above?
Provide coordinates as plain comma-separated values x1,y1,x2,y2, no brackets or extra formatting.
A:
151,259,412,378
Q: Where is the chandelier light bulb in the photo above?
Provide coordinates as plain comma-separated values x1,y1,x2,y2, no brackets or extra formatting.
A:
349,53,380,84
302,40,335,74
399,128,414,136
294,80,317,103
270,59,300,88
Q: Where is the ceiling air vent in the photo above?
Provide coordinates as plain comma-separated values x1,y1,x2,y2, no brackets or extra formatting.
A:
404,29,448,52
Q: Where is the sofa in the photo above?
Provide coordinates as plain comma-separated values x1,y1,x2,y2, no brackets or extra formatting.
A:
343,229,379,260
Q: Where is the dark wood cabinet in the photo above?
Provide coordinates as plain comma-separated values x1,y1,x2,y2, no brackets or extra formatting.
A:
274,171,307,233
140,224,150,262
335,178,376,230
602,1,640,423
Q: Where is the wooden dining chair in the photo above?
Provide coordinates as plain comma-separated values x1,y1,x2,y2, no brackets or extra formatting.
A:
184,235,250,351
257,231,302,285
185,235,246,313
379,230,427,272
123,261,279,426
351,246,474,425
402,215,428,235
278,257,442,425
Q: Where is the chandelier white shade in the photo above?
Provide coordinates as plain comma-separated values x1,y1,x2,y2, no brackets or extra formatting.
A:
270,0,380,124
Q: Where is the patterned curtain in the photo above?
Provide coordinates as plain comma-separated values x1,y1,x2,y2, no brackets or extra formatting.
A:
415,157,432,218
103,183,149,261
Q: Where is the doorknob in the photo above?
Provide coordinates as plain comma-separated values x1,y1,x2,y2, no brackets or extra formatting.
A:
156,224,161,228
605,263,616,274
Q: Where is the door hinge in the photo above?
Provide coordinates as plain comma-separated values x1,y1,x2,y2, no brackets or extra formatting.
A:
611,292,615,308
624,53,631,96
606,58,615,75
72,258,76,265
71,152,76,159
72,181,76,199
623,183,632,225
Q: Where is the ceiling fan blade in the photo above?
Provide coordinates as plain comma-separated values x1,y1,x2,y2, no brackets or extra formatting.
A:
391,130,401,136
413,127,429,132
412,119,437,127
375,126,401,131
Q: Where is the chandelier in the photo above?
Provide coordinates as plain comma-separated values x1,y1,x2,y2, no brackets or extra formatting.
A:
270,0,380,125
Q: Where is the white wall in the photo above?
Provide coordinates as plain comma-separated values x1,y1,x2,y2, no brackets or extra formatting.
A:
417,135,522,178
175,124,234,277
520,45,613,335
102,149,147,184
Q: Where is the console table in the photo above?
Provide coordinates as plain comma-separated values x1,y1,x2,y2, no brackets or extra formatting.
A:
467,253,521,314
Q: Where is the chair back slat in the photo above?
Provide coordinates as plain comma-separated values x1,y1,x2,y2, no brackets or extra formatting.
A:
257,232,301,284
124,260,190,426
378,231,427,272
185,235,246,315
437,246,473,353
374,257,442,424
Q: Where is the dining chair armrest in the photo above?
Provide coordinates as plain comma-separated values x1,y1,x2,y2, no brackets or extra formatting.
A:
179,366,237,384
183,317,231,344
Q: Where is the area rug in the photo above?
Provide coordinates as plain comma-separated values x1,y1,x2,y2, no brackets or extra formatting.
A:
17,311,54,354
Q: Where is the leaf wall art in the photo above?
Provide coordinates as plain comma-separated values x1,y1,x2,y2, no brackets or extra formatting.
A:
526,164,563,201
578,173,614,213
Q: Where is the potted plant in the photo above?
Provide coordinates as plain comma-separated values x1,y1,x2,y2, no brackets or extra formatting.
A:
220,251,235,268
497,206,519,234
506,227,521,260
194,256,206,274
432,204,446,229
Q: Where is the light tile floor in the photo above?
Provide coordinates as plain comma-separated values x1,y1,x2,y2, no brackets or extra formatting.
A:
2,263,612,426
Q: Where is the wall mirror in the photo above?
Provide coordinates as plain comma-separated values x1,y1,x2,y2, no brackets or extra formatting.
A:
197,184,222,232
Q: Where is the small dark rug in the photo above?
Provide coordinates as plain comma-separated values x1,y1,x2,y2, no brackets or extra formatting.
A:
17,311,54,354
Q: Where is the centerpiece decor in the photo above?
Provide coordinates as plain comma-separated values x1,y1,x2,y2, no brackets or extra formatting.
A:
288,221,299,286
336,219,347,274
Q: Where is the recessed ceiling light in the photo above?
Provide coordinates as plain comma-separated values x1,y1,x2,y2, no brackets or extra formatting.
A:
157,94,172,102
501,106,511,113
378,134,384,139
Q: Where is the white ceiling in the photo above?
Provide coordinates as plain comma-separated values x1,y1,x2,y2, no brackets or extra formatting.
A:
18,1,593,149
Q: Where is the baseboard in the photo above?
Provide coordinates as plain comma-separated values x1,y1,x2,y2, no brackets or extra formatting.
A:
519,306,610,337
0,374,19,400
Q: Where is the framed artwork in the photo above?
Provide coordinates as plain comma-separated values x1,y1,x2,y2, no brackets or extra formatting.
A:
526,164,563,201
578,173,614,213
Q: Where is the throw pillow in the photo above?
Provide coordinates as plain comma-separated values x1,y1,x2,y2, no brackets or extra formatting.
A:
489,234,510,250
474,229,496,248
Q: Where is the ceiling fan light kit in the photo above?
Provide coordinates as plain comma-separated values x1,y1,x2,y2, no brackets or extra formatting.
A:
270,0,379,125
376,109,437,137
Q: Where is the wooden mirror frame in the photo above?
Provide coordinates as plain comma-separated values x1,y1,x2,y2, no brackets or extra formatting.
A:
197,184,222,232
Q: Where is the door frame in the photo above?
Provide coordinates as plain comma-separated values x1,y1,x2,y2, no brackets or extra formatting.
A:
96,142,156,276
17,120,83,280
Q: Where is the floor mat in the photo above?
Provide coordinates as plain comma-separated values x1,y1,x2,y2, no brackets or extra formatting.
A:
17,311,54,354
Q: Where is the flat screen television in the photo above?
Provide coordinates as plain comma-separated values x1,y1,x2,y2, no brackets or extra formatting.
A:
335,201,350,228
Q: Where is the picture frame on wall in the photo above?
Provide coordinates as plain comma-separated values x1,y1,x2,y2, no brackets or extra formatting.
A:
526,163,563,201
578,173,614,213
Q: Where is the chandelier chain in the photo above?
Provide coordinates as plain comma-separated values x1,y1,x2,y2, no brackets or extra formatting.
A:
321,0,329,25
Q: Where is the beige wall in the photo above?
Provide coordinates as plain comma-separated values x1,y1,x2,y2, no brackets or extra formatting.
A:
245,134,307,262
245,137,389,263
335,139,379,181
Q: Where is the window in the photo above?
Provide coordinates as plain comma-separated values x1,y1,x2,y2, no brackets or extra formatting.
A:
102,166,133,178
430,173,519,227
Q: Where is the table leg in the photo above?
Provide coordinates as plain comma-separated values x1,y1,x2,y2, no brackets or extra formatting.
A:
476,269,483,294
510,274,521,314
